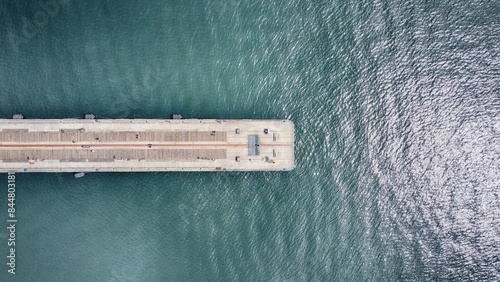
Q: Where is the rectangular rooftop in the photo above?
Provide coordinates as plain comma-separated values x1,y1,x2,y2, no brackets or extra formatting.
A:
0,119,295,172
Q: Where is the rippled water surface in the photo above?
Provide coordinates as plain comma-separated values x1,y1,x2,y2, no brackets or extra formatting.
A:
0,0,499,281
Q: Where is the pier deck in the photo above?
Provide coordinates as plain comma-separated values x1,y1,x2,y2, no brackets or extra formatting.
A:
0,119,294,172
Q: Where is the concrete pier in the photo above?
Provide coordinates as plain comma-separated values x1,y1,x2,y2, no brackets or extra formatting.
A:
0,119,294,172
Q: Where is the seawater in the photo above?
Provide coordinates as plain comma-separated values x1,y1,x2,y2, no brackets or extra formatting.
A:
0,1,498,281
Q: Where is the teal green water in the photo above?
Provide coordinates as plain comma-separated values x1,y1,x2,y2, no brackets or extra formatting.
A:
0,1,499,281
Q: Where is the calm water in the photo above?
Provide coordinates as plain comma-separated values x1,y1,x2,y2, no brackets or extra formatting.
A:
0,0,499,281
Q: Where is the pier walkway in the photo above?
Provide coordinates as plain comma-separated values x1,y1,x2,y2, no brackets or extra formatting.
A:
0,119,294,172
